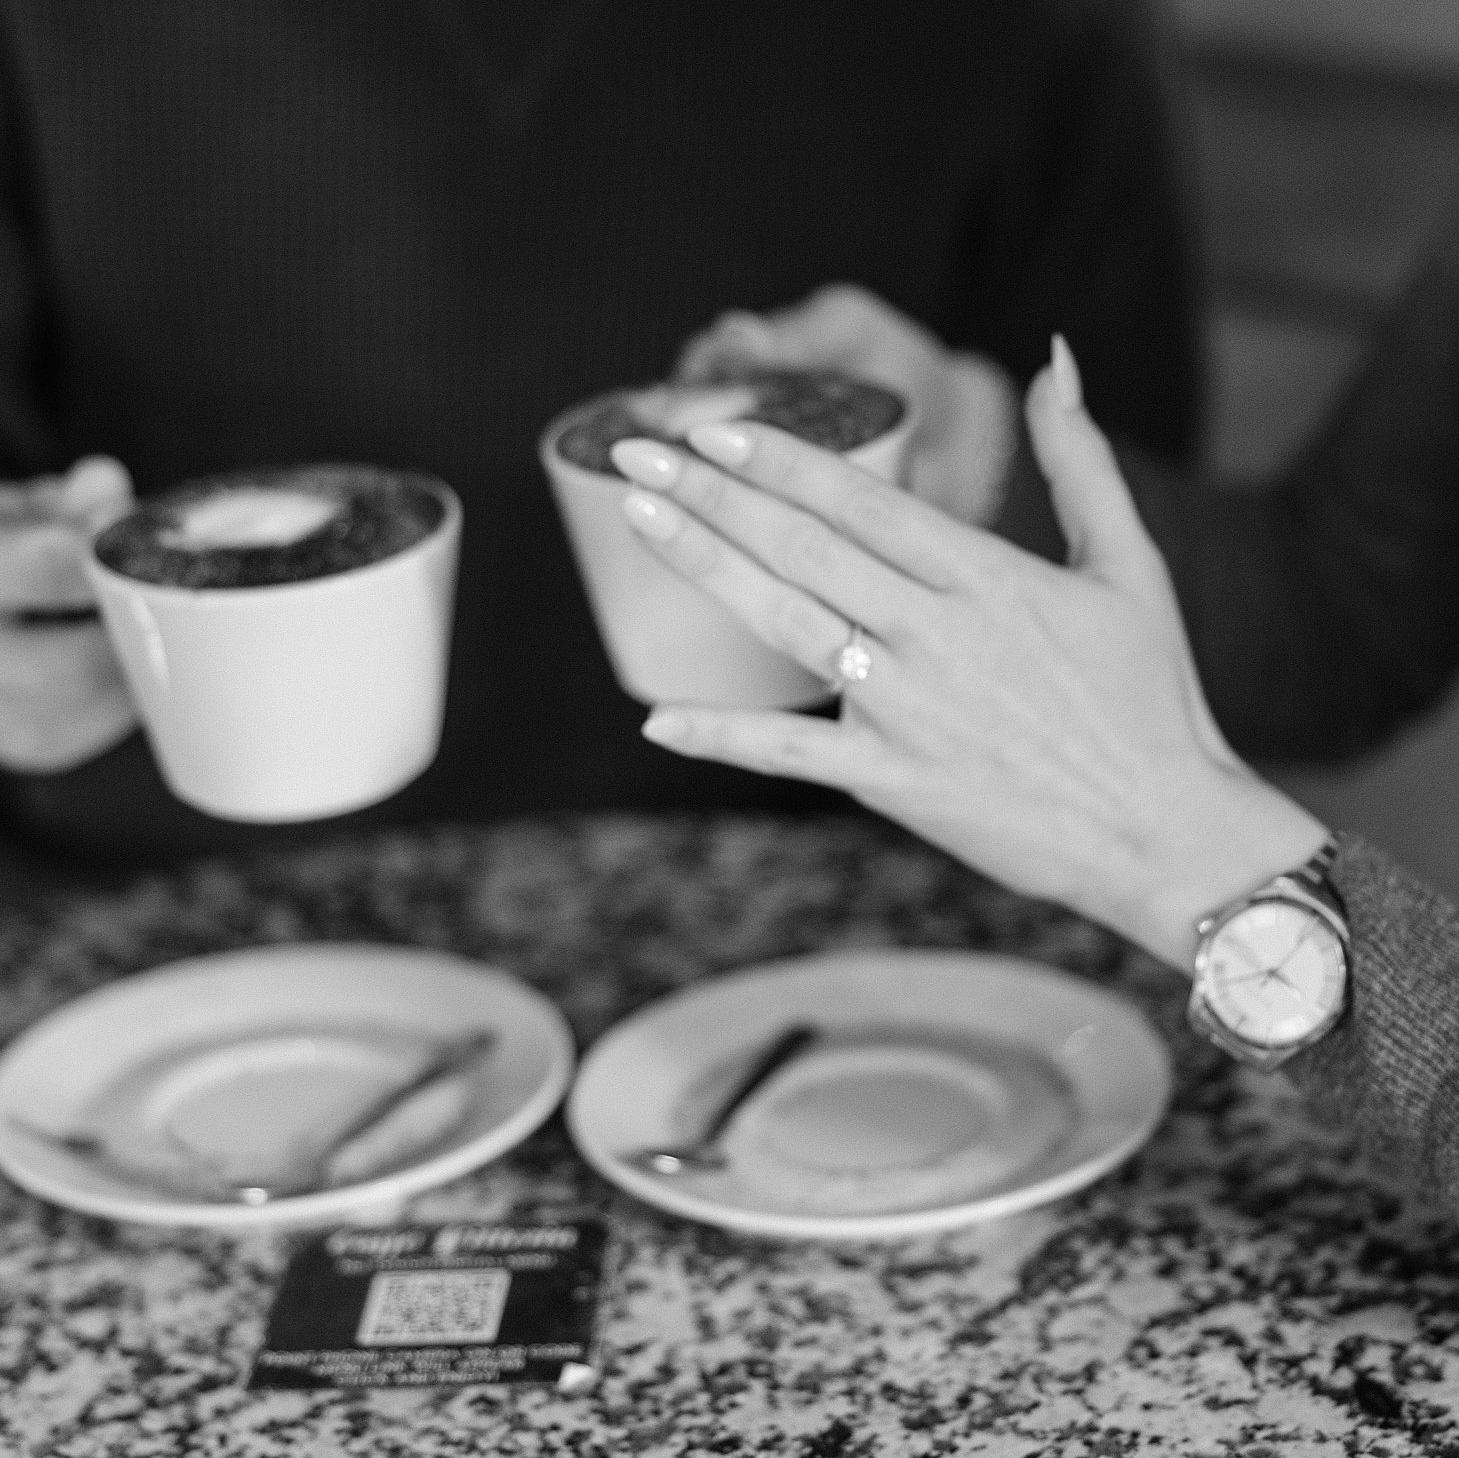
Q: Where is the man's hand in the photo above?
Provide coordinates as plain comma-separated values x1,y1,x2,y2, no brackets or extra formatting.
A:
0,457,138,772
676,284,1020,526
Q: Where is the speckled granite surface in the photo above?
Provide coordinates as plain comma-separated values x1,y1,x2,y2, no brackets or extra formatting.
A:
2,814,1457,1457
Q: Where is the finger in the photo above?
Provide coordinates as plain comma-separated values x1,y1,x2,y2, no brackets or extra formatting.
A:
1024,339,1165,594
758,284,900,372
640,703,881,790
0,521,98,610
909,353,1021,527
0,620,136,771
48,456,134,530
675,285,912,385
0,457,134,611
613,437,929,642
675,310,789,382
684,420,994,592
620,486,867,681
14,456,134,530
0,473,62,522
1027,342,1242,770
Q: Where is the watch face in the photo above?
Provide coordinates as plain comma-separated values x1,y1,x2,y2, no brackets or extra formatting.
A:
1201,899,1346,1048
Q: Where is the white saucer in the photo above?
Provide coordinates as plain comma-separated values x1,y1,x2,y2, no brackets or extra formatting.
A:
567,949,1171,1241
0,943,575,1228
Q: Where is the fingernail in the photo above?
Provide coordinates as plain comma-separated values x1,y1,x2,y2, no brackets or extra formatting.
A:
611,439,681,489
1051,334,1083,411
641,710,688,744
622,489,682,540
687,421,753,468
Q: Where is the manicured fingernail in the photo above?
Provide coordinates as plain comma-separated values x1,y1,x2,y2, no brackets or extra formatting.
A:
1051,334,1083,411
622,489,682,540
611,439,681,489
687,422,753,467
641,710,688,744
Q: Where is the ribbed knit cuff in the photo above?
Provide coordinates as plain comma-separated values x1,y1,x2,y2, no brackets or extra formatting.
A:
1286,830,1459,1204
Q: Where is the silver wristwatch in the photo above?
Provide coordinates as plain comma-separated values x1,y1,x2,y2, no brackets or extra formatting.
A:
1188,836,1350,1071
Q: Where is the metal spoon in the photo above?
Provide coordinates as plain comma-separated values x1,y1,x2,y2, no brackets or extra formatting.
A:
9,1028,496,1206
171,1028,498,1204
625,1023,818,1176
6,1118,241,1203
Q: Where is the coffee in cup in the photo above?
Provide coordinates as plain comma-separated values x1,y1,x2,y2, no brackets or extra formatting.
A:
543,368,912,707
87,465,460,823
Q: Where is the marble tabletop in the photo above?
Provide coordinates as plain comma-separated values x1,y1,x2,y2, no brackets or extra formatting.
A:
2,813,1457,1458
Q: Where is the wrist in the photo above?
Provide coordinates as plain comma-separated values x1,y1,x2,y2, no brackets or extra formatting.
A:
1118,763,1329,973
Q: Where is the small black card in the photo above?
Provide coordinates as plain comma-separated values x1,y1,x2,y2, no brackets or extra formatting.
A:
249,1218,608,1390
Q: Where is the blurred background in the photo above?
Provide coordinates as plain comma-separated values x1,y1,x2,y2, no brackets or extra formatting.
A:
1168,0,1459,895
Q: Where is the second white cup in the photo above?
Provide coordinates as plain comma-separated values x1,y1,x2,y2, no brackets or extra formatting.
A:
543,375,913,708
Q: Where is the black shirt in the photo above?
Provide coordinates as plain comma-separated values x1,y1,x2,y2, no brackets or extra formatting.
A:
0,1,1201,866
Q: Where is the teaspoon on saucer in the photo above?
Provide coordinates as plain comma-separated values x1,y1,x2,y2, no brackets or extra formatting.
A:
623,1023,818,1176
5,1119,239,1203
10,1027,496,1205
167,1027,498,1204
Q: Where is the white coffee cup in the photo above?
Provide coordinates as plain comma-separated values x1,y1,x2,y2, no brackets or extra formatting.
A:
85,469,461,823
542,377,914,708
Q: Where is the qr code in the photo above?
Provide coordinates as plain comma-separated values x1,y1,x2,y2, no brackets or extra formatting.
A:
356,1269,512,1347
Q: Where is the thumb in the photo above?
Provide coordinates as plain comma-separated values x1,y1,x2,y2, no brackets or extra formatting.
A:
0,458,134,611
1024,337,1162,593
44,456,134,533
675,309,789,382
1029,339,1245,771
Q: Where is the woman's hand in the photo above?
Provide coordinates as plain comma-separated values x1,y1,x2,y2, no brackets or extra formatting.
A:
614,340,1326,970
0,457,137,772
675,284,1020,528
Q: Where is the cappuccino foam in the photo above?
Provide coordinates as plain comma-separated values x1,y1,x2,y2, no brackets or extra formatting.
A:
94,466,445,589
555,368,906,477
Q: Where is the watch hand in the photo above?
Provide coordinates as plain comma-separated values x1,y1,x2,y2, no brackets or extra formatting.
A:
1222,965,1319,1008
1225,938,1267,975
1275,919,1320,975
1222,967,1281,987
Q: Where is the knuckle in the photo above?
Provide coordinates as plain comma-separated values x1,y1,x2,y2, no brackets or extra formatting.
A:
764,726,822,772
746,728,810,775
0,629,49,693
0,703,80,771
778,519,840,581
839,482,899,540
769,590,826,658
812,282,871,318
676,461,730,518
666,526,721,580
743,427,795,488
674,714,717,757
908,610,959,665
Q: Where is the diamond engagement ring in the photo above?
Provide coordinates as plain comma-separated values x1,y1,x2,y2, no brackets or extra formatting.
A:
832,623,873,689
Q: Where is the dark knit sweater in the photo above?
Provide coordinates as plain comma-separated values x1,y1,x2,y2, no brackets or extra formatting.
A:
1028,219,1459,1203
0,0,1201,865
1127,224,1459,1203
1310,834,1459,1205
1127,221,1459,768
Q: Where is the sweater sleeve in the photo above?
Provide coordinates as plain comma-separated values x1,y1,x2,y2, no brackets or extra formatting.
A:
1287,831,1459,1204
998,219,1459,761
1123,225,1459,765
